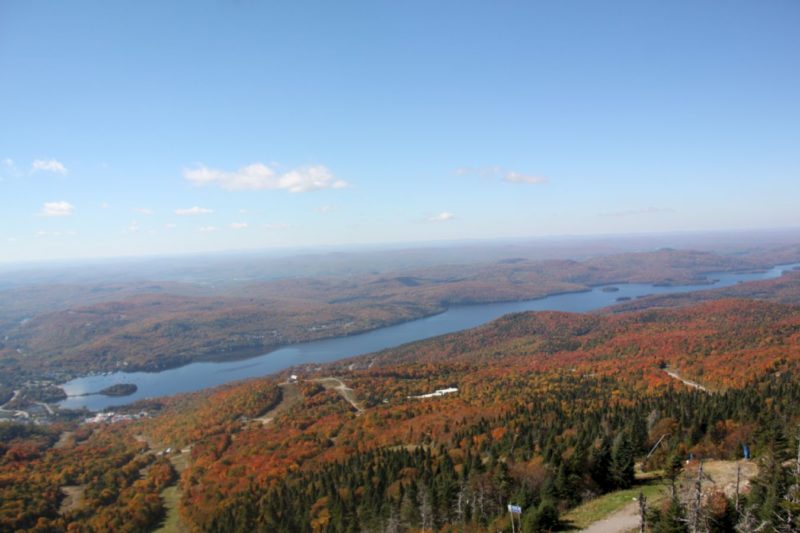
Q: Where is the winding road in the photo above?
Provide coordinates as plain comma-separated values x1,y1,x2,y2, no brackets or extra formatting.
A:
0,390,29,419
314,377,364,414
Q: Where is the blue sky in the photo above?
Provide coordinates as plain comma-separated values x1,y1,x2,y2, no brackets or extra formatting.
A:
1,1,799,263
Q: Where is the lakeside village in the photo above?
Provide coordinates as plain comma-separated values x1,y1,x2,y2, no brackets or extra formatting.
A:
0,377,152,426
1,389,153,426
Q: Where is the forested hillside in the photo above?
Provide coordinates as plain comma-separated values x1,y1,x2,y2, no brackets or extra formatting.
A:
3,298,800,531
610,269,800,313
0,248,790,393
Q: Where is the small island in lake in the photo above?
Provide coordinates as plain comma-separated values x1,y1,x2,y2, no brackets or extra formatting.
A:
600,286,620,292
98,383,138,397
616,296,631,302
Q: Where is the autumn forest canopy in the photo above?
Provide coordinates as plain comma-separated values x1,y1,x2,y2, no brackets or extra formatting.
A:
3,240,800,531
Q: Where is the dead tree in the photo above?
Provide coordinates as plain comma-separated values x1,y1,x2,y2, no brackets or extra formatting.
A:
735,463,741,514
689,460,708,533
639,490,647,533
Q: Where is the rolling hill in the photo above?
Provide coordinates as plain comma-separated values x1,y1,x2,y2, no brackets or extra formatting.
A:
3,298,800,531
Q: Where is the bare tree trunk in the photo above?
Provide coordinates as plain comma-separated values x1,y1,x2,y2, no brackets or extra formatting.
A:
639,490,647,533
735,462,741,514
690,460,705,533
383,509,400,533
417,484,433,532
788,430,800,531
478,485,486,523
453,482,465,523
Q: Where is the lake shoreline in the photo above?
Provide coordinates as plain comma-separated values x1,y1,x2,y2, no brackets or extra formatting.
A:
57,263,800,411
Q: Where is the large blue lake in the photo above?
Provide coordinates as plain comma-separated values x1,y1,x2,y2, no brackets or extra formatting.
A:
59,263,800,411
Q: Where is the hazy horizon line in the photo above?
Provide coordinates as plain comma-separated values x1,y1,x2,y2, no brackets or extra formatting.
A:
3,224,800,272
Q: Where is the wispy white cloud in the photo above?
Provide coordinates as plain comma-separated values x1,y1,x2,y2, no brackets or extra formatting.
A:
100,201,111,209
35,229,76,238
32,159,68,175
164,223,177,229
175,206,213,216
316,205,335,214
1,158,21,179
199,225,218,233
183,163,349,193
229,222,248,230
504,171,548,185
134,208,155,215
456,166,549,185
598,206,675,217
40,201,75,217
127,220,140,233
264,223,290,230
427,211,455,222
455,165,503,178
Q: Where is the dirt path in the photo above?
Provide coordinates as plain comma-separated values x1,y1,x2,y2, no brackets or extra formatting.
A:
580,501,640,533
315,377,364,414
664,369,709,392
254,382,302,426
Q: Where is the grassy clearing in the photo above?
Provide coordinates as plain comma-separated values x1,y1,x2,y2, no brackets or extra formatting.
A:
152,449,192,532
562,479,667,530
254,382,302,425
153,485,184,533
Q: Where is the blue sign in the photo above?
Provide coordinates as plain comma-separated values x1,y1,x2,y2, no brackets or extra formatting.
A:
743,444,750,460
508,504,522,514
